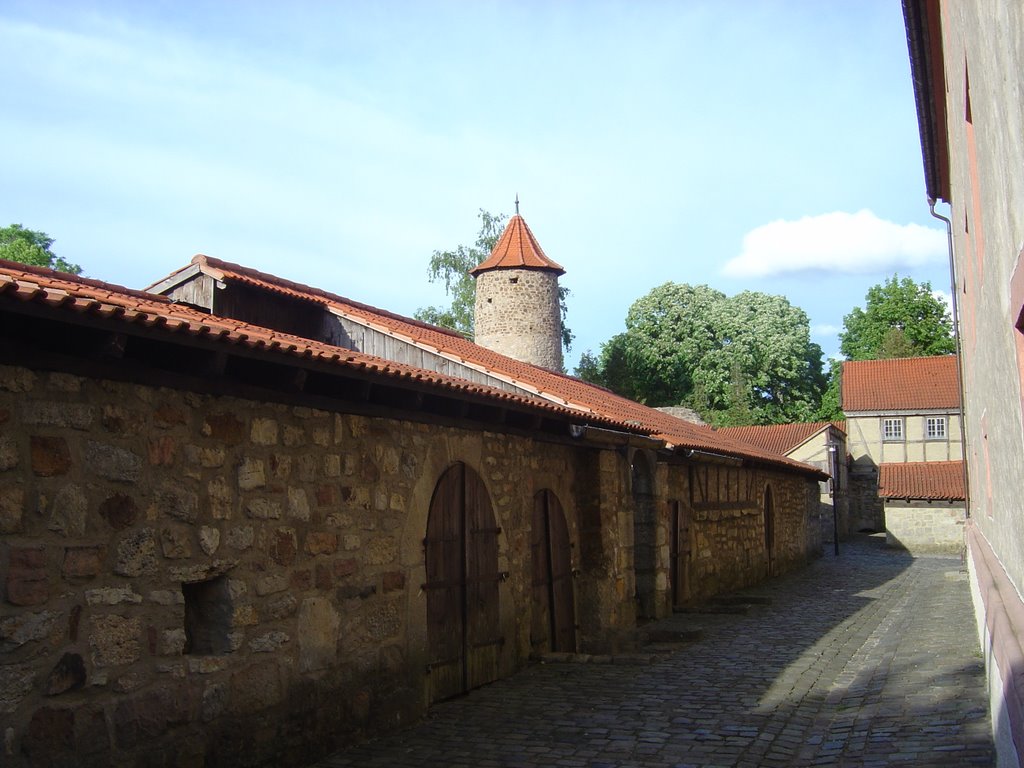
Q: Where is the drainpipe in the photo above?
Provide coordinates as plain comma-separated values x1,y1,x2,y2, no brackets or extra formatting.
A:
929,199,971,518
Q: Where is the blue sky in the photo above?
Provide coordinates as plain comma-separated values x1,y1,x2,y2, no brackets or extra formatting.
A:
1,1,951,371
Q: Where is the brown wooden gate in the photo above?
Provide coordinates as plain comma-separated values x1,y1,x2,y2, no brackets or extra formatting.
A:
424,463,502,703
763,485,776,577
668,499,692,608
531,489,576,653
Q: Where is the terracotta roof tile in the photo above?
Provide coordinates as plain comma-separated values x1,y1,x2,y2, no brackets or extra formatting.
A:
174,255,824,477
842,356,960,412
0,260,637,431
877,461,965,501
469,215,565,275
717,421,845,456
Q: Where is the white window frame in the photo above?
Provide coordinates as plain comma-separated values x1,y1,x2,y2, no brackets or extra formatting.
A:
882,417,904,441
926,416,947,440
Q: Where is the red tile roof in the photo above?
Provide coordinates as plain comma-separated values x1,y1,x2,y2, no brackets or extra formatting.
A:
877,461,965,501
717,421,846,456
842,356,960,412
164,255,824,477
0,260,637,431
469,215,565,275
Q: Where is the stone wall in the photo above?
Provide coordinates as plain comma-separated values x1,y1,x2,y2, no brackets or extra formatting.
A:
473,268,563,371
848,470,884,533
884,501,966,555
654,462,821,614
0,362,822,766
0,365,606,766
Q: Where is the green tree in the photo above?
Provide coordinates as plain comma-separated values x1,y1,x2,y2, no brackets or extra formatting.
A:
815,358,844,421
0,224,81,275
575,333,637,400
415,210,574,350
839,275,954,360
576,282,825,426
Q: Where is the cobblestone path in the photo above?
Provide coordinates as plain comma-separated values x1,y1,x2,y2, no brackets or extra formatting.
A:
314,536,993,767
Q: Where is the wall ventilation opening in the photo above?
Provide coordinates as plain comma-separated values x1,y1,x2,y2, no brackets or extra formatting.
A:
182,575,233,655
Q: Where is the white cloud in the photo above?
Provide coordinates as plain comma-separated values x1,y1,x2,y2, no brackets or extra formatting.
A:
811,323,841,337
723,210,947,278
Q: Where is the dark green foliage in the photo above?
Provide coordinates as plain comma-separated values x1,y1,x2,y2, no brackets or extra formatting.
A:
0,224,82,275
576,282,826,426
839,275,954,360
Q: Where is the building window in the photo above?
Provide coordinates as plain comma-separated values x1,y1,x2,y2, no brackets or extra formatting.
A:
882,418,904,441
926,416,947,440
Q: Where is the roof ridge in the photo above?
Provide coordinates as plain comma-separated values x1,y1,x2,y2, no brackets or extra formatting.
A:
193,254,467,340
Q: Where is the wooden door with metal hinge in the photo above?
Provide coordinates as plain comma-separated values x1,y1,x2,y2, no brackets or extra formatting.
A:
531,489,577,653
424,462,503,703
668,499,693,608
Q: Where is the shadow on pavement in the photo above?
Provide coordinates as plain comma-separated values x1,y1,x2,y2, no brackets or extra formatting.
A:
313,535,993,767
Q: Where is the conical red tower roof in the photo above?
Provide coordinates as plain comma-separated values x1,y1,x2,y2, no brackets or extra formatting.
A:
469,215,565,276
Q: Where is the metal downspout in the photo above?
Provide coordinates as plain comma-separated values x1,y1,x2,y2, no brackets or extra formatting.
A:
929,199,971,518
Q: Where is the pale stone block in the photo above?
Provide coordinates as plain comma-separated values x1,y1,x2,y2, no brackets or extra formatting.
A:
287,487,310,521
245,498,282,520
365,537,397,565
250,418,279,445
161,527,192,559
0,435,18,471
323,454,341,478
0,664,36,714
23,401,93,429
86,587,143,606
0,610,59,648
86,440,141,482
114,529,159,577
0,485,24,534
298,597,340,673
159,629,186,656
0,365,36,392
208,475,234,520
148,590,185,606
89,615,141,666
47,484,88,537
282,425,305,447
199,526,220,556
255,573,289,596
237,457,266,490
249,631,289,653
232,605,258,627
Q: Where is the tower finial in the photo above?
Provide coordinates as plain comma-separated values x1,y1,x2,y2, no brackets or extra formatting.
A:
515,193,520,216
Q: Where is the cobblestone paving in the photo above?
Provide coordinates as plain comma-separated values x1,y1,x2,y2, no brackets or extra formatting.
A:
314,536,993,767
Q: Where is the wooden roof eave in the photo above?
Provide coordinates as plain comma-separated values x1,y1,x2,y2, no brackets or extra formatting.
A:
0,297,635,441
903,0,951,203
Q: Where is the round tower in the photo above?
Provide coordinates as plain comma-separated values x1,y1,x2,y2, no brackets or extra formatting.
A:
470,212,565,371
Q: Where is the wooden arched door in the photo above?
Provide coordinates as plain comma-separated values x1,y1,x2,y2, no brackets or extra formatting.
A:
531,489,576,653
668,499,692,608
632,453,657,619
424,462,502,702
763,485,776,577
